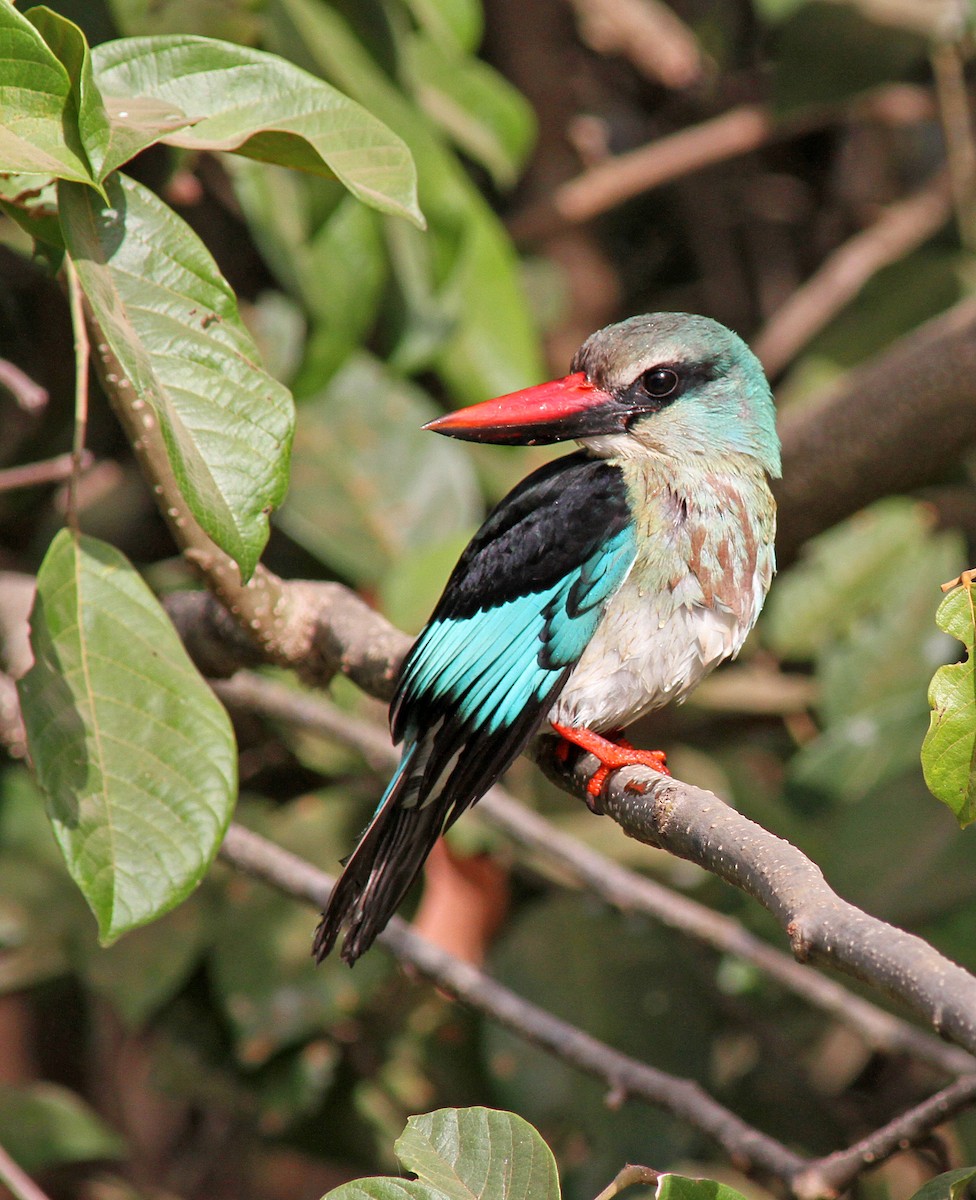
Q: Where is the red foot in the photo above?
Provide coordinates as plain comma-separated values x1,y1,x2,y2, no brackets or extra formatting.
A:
550,723,670,802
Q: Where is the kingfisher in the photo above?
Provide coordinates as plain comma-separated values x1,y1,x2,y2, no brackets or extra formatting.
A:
314,313,780,964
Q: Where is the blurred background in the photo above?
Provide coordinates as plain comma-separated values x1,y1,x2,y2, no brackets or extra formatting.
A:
1,1,976,1198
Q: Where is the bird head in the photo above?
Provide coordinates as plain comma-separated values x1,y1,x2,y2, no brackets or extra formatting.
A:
425,313,781,478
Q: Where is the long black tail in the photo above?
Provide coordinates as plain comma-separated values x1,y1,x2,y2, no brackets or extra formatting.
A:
313,748,446,964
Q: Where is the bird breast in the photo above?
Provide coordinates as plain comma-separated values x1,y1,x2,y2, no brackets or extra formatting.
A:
548,459,776,732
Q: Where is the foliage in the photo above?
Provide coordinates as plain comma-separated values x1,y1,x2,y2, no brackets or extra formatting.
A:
922,573,976,826
0,0,975,1198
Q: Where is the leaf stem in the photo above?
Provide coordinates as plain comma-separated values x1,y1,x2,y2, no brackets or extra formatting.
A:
64,255,90,535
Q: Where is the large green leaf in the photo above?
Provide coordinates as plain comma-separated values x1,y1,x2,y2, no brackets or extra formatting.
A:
403,33,535,188
0,3,93,183
0,1082,126,1172
17,530,237,942
396,1109,560,1200
923,577,976,826
277,353,481,585
90,34,423,225
60,172,294,579
25,6,113,182
267,0,544,401
656,1177,749,1200
906,1167,976,1200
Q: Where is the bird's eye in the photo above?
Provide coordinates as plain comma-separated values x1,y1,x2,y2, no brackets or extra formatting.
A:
641,368,680,398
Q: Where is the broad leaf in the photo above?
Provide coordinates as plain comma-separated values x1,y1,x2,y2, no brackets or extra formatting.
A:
25,6,113,182
91,34,424,225
268,0,545,400
60,173,294,579
403,33,535,188
0,3,93,183
17,530,237,942
277,353,480,585
657,1177,749,1200
401,0,483,53
907,1167,976,1200
923,576,976,826
0,1082,126,1171
396,1108,560,1200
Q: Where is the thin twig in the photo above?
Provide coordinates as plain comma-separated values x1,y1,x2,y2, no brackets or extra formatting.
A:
64,257,90,534
218,822,807,1187
219,822,976,1196
592,1164,660,1200
0,451,94,495
212,671,976,1079
538,746,976,1060
930,24,976,251
510,105,775,241
753,173,952,376
0,1141,54,1200
0,360,47,414
791,1073,976,1200
567,0,706,89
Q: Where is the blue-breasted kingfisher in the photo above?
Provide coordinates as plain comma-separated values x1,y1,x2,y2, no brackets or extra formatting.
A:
314,313,781,964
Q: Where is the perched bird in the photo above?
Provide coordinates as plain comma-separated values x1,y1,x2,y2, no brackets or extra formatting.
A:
314,313,780,964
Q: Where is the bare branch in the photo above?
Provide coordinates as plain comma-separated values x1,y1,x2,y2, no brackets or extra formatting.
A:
792,1073,976,1200
0,359,47,414
566,0,706,89
0,451,93,495
509,87,933,243
220,820,976,1195
775,295,976,563
536,744,976,1060
218,821,807,1186
212,670,976,1079
753,174,952,377
511,105,775,241
0,1140,55,1200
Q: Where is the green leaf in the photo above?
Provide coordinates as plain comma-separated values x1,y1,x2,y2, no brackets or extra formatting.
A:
401,0,483,53
17,530,237,942
656,1177,749,1200
763,498,940,660
83,893,213,1025
771,3,926,115
403,34,535,188
396,1108,560,1200
267,0,545,400
0,2,94,183
229,161,387,382
277,353,481,585
923,578,976,826
60,173,294,579
907,1166,976,1200
91,34,424,226
25,6,113,182
0,1082,126,1172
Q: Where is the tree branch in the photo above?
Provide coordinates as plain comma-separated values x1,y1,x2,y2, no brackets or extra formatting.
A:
218,821,808,1187
213,670,976,1080
219,821,976,1197
774,295,976,563
753,173,952,377
536,744,976,1059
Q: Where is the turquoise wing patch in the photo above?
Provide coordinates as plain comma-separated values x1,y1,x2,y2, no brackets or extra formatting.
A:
398,525,636,736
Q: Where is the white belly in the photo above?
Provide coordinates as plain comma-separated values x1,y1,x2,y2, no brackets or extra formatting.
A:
547,574,754,731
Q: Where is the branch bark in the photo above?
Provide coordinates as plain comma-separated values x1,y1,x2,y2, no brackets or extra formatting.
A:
536,744,976,1060
213,669,976,1080
774,295,976,563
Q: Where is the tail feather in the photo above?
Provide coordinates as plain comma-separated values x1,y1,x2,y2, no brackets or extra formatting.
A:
313,746,446,964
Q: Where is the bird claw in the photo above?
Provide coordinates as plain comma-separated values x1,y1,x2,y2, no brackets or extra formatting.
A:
550,723,670,805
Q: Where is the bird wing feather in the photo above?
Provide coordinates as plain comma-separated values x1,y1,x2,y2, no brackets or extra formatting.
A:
315,452,636,963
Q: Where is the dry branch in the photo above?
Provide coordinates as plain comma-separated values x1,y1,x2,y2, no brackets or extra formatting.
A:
213,669,976,1080
753,174,952,377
